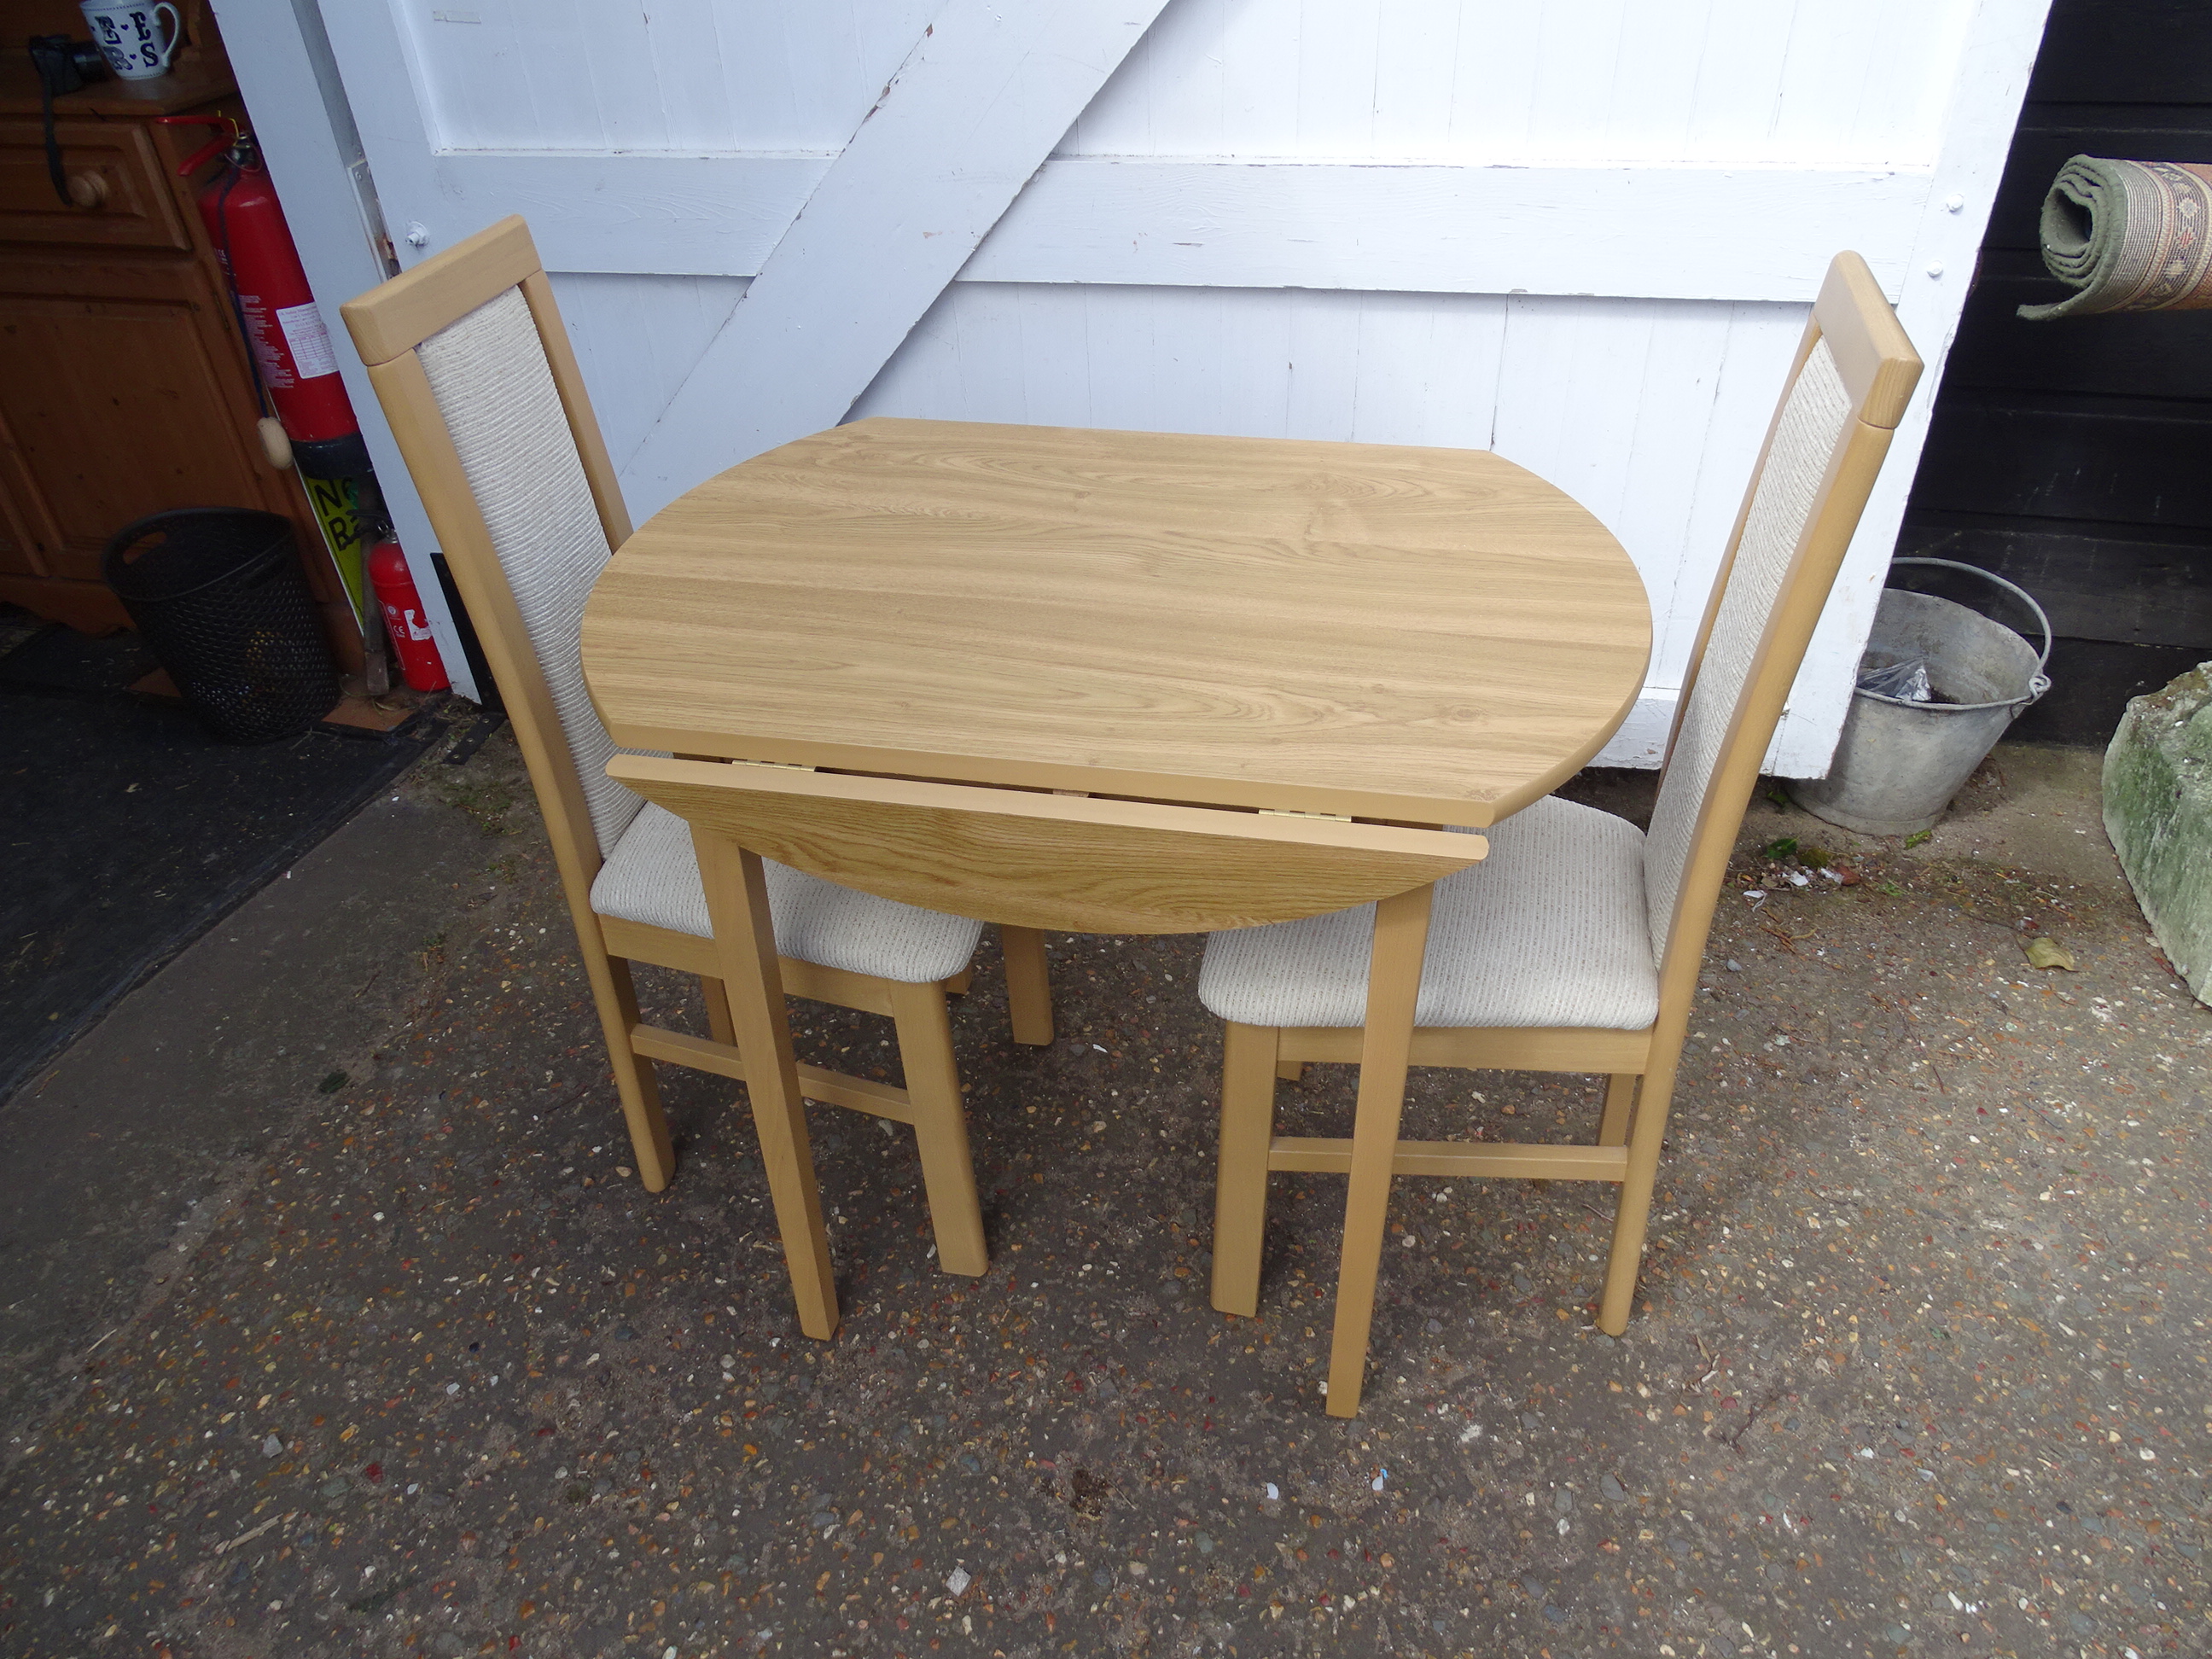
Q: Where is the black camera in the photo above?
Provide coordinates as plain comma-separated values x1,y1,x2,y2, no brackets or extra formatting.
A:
27,34,108,96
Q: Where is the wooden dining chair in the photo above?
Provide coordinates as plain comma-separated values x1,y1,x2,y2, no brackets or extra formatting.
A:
1197,252,1923,1416
606,752,1489,1337
337,215,1056,1282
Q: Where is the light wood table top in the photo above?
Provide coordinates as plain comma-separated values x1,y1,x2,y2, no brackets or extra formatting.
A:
583,418,1649,827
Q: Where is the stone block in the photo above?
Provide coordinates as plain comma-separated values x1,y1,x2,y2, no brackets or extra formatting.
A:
2103,660,2212,1005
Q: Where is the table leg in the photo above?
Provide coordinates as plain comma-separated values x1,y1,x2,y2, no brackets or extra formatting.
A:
1210,1021,1280,1319
1598,1072,1638,1146
1324,882,1433,1418
701,975,736,1045
694,831,840,1341
888,980,989,1278
999,924,1055,1046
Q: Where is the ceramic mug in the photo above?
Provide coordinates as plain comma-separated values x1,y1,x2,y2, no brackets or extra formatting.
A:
79,0,182,80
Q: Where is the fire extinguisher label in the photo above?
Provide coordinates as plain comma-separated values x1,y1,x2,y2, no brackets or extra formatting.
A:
275,300,340,380
238,300,292,387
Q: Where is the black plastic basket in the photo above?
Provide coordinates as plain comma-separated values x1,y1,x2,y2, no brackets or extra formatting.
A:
102,509,340,745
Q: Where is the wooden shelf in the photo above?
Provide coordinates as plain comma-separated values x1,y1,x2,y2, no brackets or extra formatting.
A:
0,55,234,120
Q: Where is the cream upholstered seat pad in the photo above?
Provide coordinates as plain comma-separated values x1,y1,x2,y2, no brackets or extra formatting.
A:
591,803,984,986
1197,796,1659,1031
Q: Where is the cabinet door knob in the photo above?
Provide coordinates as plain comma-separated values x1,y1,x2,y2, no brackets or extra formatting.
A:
67,171,110,210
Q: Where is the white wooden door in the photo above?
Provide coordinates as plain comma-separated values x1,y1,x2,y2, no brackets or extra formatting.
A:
304,0,2051,774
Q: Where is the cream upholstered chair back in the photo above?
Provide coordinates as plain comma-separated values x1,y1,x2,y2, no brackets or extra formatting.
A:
341,218,656,909
1639,339,1850,954
1639,253,1920,990
414,287,647,856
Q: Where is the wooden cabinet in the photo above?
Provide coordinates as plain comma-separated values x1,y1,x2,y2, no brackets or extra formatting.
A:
0,115,190,248
0,236,280,602
0,40,360,664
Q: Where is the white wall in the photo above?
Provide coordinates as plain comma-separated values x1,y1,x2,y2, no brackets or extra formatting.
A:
399,0,1966,166
288,0,2049,769
1059,0,1970,166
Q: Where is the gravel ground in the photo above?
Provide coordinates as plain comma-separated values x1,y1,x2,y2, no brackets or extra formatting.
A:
0,733,2203,1658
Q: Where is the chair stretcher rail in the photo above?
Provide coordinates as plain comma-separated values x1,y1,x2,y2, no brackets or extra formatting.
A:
1266,1137,1628,1182
629,1024,916,1124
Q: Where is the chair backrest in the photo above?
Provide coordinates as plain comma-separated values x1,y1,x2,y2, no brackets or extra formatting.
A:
1643,252,1921,1008
340,217,647,912
607,755,1487,935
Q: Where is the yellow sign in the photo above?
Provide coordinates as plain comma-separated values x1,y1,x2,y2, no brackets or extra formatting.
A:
301,471,370,631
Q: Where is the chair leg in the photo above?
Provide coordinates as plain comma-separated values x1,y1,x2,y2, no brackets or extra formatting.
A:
1598,1047,1683,1336
696,835,840,1341
1275,1060,1305,1083
1598,1073,1639,1147
701,975,736,1046
1324,884,1433,1419
1211,1022,1280,1318
999,924,1054,1045
889,981,990,1277
581,938,675,1192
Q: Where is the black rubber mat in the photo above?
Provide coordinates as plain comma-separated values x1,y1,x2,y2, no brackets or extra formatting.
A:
0,616,444,1104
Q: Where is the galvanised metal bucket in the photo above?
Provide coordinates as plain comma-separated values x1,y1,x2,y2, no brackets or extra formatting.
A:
1790,558,2052,837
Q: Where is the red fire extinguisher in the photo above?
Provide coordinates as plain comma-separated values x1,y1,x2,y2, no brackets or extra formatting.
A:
160,116,457,701
369,541,451,693
160,116,370,480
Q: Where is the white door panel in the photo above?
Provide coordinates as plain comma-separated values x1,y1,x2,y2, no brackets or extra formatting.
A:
267,0,2051,771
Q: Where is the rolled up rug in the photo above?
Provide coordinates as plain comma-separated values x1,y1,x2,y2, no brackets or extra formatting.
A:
2017,155,2212,320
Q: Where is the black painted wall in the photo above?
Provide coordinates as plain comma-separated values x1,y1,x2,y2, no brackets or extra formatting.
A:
1897,0,2212,672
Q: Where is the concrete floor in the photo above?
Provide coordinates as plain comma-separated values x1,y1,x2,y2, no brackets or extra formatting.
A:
0,732,2203,1658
